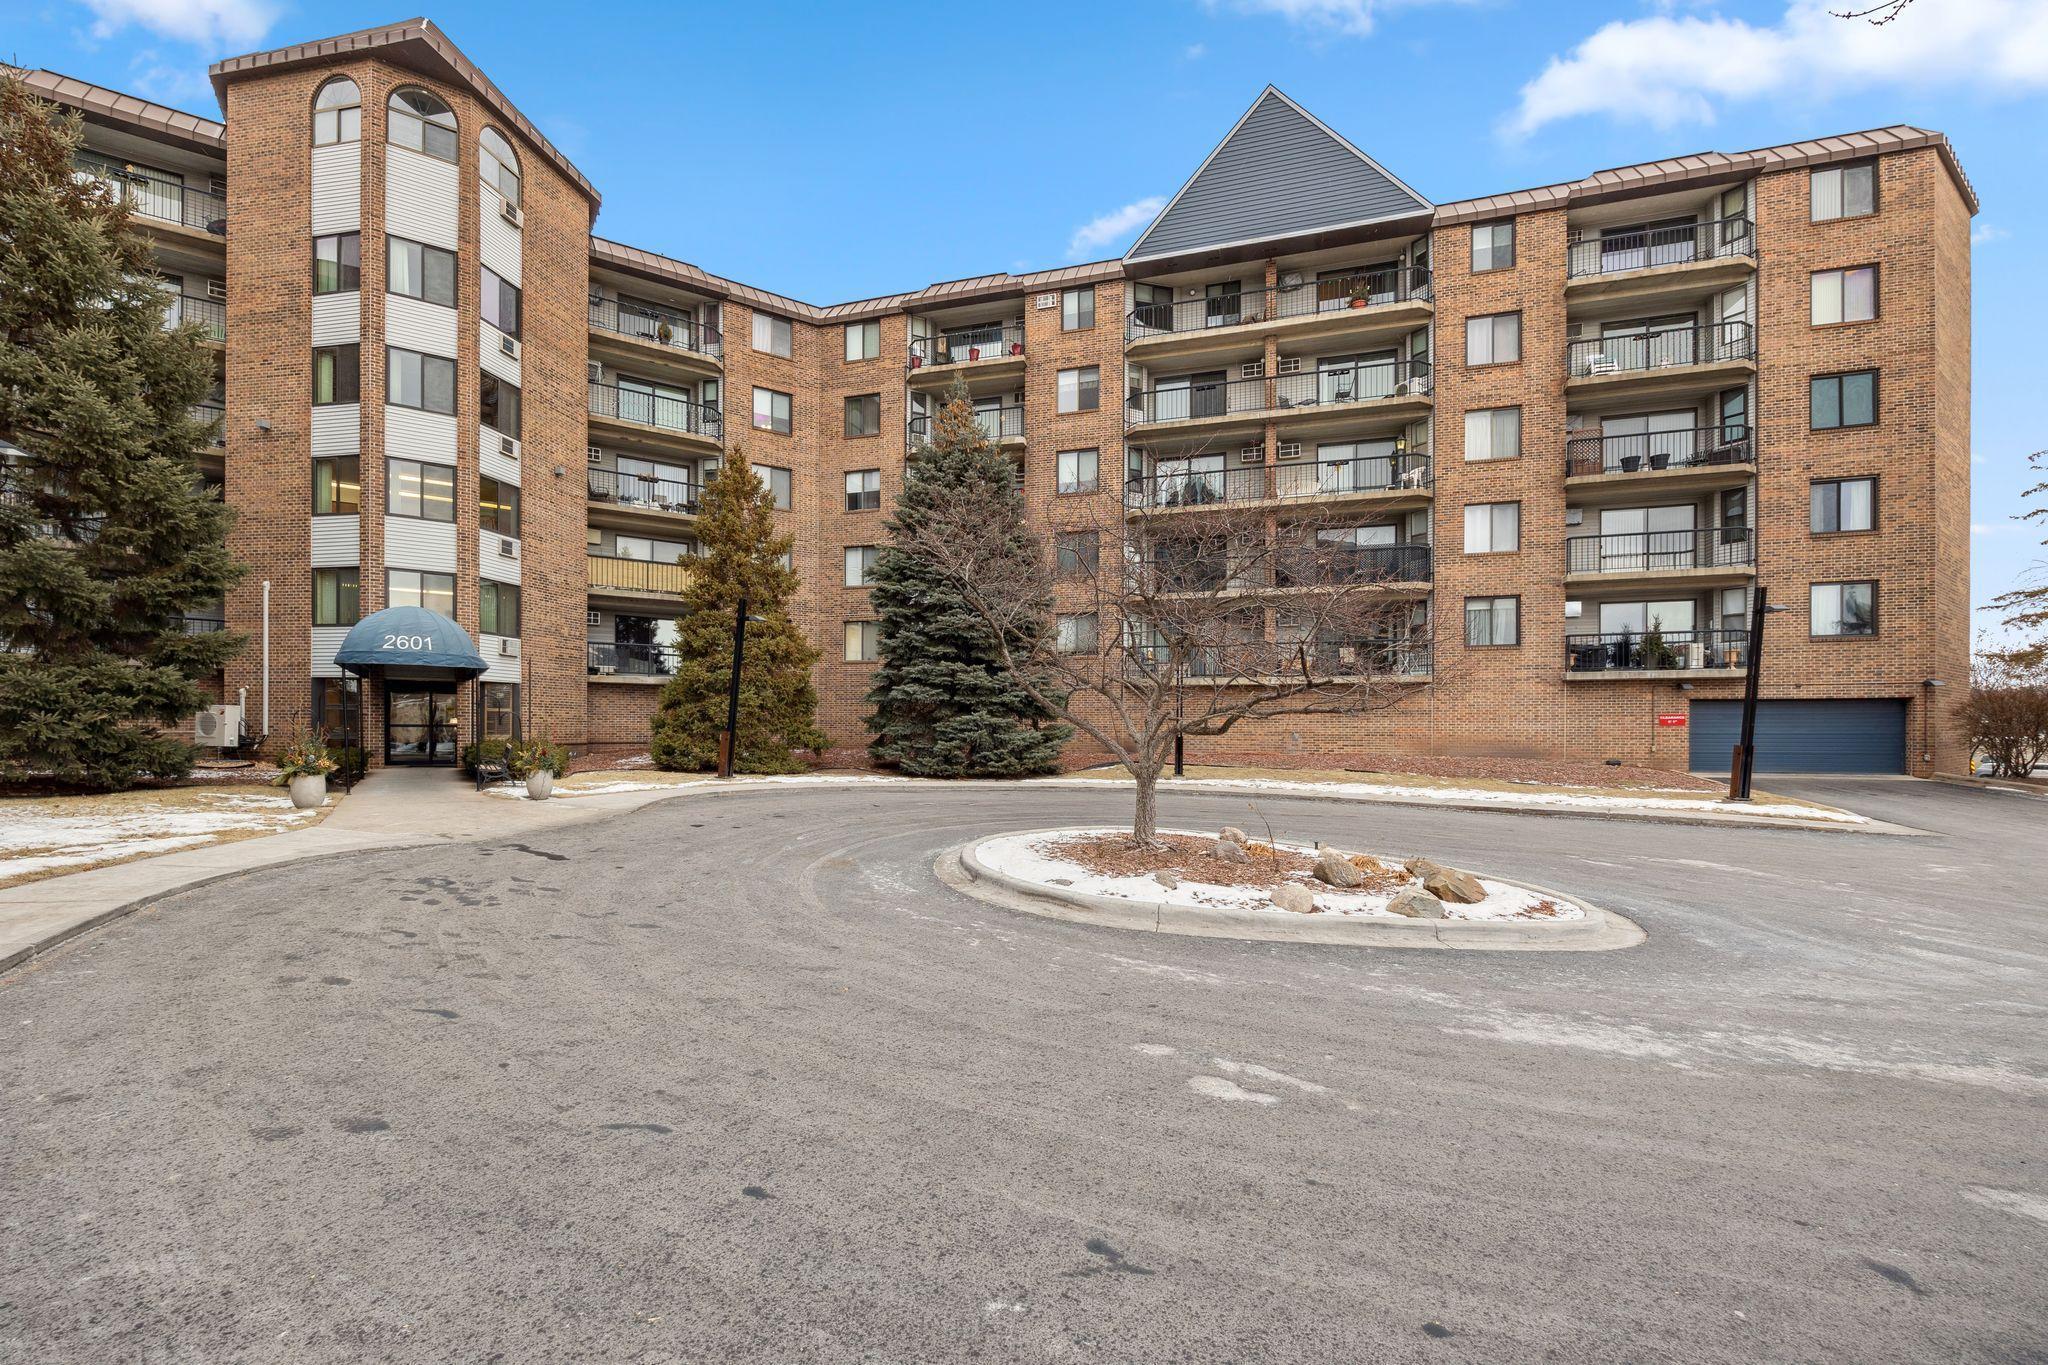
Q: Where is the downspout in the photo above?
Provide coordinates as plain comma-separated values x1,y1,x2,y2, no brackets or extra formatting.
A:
261,579,271,740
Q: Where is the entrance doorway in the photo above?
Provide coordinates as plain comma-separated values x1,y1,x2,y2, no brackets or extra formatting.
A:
385,684,460,765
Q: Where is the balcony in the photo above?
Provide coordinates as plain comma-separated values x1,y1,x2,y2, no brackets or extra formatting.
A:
587,381,723,447
169,295,226,344
586,553,693,599
1565,323,1753,389
1565,218,1755,297
1135,637,1432,682
588,640,680,679
907,323,1024,380
909,405,1024,446
1281,542,1433,589
1565,529,1755,583
1127,358,1432,431
190,400,226,450
588,297,722,366
80,160,227,238
1125,266,1432,353
1126,451,1431,512
180,615,228,634
1566,628,1749,677
587,466,700,516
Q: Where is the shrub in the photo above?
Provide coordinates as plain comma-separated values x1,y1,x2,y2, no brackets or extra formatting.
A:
509,738,567,779
462,737,511,777
1956,660,2048,777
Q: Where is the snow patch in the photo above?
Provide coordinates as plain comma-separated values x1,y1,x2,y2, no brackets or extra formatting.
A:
1962,1187,2048,1224
1212,1057,1327,1094
1131,1044,1178,1057
0,792,319,883
1188,1076,1279,1105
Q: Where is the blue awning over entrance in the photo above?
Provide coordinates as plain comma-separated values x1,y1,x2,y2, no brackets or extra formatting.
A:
334,606,488,678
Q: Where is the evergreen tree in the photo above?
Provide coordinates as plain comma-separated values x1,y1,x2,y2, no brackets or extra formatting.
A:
864,385,1070,776
649,452,824,773
0,78,242,790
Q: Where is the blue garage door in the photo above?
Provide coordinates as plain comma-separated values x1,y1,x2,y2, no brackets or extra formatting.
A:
1689,700,1907,774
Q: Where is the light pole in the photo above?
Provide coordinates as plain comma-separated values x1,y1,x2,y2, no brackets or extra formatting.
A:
718,597,767,779
1728,589,1791,802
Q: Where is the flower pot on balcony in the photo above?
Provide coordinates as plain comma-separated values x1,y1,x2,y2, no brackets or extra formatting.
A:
1009,342,1023,356
1348,298,1368,310
288,773,327,811
1619,455,1643,473
968,346,982,361
909,354,922,368
1648,452,1671,470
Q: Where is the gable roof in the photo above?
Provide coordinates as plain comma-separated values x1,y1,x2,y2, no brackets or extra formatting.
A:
1126,86,1431,264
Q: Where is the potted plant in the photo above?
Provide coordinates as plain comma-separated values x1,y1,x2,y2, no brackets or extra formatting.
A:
655,320,674,345
510,737,567,801
1346,278,1372,309
275,730,338,810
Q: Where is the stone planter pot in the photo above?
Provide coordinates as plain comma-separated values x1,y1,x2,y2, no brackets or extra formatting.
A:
525,770,555,801
287,773,327,810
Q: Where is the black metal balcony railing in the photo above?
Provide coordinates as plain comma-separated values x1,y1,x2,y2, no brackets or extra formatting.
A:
586,467,700,514
1566,323,1753,378
1567,628,1751,673
1565,528,1756,575
587,640,681,677
1126,265,1433,339
1125,451,1432,509
908,323,1025,368
190,401,227,448
1131,637,1433,680
169,295,226,342
180,616,228,634
1128,358,1432,425
588,297,723,360
1565,425,1753,477
79,161,228,235
908,405,1024,444
1282,542,1433,587
587,381,723,442
1566,217,1755,278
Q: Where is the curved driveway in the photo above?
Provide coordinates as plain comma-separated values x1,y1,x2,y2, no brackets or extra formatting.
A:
3,779,2044,1363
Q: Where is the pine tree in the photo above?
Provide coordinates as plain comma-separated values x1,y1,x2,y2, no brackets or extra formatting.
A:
649,452,824,773
0,78,242,790
864,385,1070,776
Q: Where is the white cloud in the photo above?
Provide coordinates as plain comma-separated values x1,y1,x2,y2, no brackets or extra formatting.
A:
1973,223,2010,246
1208,0,1382,36
1183,42,1208,59
80,0,279,48
1509,0,2048,136
1068,195,1166,259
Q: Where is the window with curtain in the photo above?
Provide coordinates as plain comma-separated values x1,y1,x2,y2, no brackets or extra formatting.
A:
1465,312,1521,365
752,312,792,357
1811,267,1876,325
1811,162,1876,221
312,456,360,515
1464,597,1519,647
479,475,519,536
1057,448,1099,494
844,545,878,586
312,568,360,626
1463,407,1520,462
313,233,359,294
481,373,521,438
1811,478,1876,533
387,348,455,414
1470,221,1515,272
1811,582,1876,636
845,320,880,361
387,88,457,162
312,344,359,405
1463,502,1520,553
480,581,520,636
388,237,456,307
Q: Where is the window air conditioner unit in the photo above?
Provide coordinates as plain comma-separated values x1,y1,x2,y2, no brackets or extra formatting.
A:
499,435,515,457
1565,508,1584,525
500,200,523,227
1033,292,1057,309
587,610,601,627
588,362,603,383
500,335,518,358
205,279,227,301
1277,440,1303,461
1277,356,1301,374
499,637,520,656
498,536,516,557
587,446,602,464
1239,443,1263,461
1239,360,1265,379
193,703,241,748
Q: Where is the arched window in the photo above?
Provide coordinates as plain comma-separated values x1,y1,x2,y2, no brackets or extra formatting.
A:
312,78,360,146
480,127,521,207
387,87,457,164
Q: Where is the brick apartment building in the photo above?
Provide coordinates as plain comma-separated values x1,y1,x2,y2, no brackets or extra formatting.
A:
13,16,1976,776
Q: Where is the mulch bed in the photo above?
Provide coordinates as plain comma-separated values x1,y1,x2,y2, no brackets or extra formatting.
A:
1339,753,1722,792
1053,833,1407,893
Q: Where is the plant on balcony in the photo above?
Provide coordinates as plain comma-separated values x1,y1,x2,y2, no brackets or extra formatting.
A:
865,383,1071,778
0,77,244,792
1635,622,1676,670
650,452,825,774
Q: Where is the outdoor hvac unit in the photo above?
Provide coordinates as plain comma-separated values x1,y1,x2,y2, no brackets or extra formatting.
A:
498,435,516,457
500,334,519,359
193,704,242,749
499,637,520,657
500,200,523,228
498,537,516,558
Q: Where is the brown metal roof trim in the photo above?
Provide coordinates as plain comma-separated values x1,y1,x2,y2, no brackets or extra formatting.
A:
208,18,598,210
10,68,227,158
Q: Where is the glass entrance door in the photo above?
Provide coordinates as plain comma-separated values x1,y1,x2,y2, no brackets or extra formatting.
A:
386,686,460,765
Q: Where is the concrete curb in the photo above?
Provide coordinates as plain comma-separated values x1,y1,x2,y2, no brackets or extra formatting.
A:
945,830,1647,953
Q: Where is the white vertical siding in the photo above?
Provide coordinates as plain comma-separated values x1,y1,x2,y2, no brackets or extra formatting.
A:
384,516,457,573
310,515,360,567
480,322,520,385
310,626,351,678
478,529,521,586
479,437,520,488
479,183,522,282
383,406,459,463
310,404,360,457
384,146,459,250
478,636,523,683
310,143,361,234
311,292,360,347
385,294,459,356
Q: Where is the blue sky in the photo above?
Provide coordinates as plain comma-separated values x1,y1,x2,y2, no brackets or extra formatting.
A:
13,0,2045,629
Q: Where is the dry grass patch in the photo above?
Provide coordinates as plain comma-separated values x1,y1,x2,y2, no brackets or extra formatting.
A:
0,785,325,889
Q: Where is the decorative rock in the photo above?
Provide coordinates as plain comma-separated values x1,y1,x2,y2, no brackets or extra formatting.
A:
1218,826,1251,847
1213,838,1251,863
1152,871,1181,890
1269,883,1318,915
1404,856,1445,879
1386,885,1445,919
1312,847,1365,888
1422,866,1488,905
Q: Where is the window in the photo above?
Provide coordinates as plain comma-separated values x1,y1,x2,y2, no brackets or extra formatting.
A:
1810,370,1877,430
1055,530,1098,576
482,682,518,740
1811,267,1876,325
1464,597,1519,647
1811,477,1876,533
846,469,881,511
388,237,456,308
761,465,793,511
388,569,456,616
1811,161,1876,222
482,267,520,338
387,348,456,414
481,372,521,438
845,320,880,361
387,88,457,163
1471,221,1515,272
1465,312,1521,365
752,312,792,357
1062,286,1096,331
1056,613,1099,654
1811,581,1877,636
480,127,521,206
312,344,359,405
480,475,520,536
387,457,455,521
312,567,360,626
1463,407,1521,462
479,581,520,636
1463,502,1520,554
843,620,878,662
753,387,792,434
313,232,359,294
1057,366,1100,414
1057,448,1100,494
312,676,359,747
312,78,360,146
844,545,878,587
844,394,880,438
312,455,360,515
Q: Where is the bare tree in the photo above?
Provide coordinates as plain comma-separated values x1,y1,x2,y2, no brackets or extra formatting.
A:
894,452,1432,842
